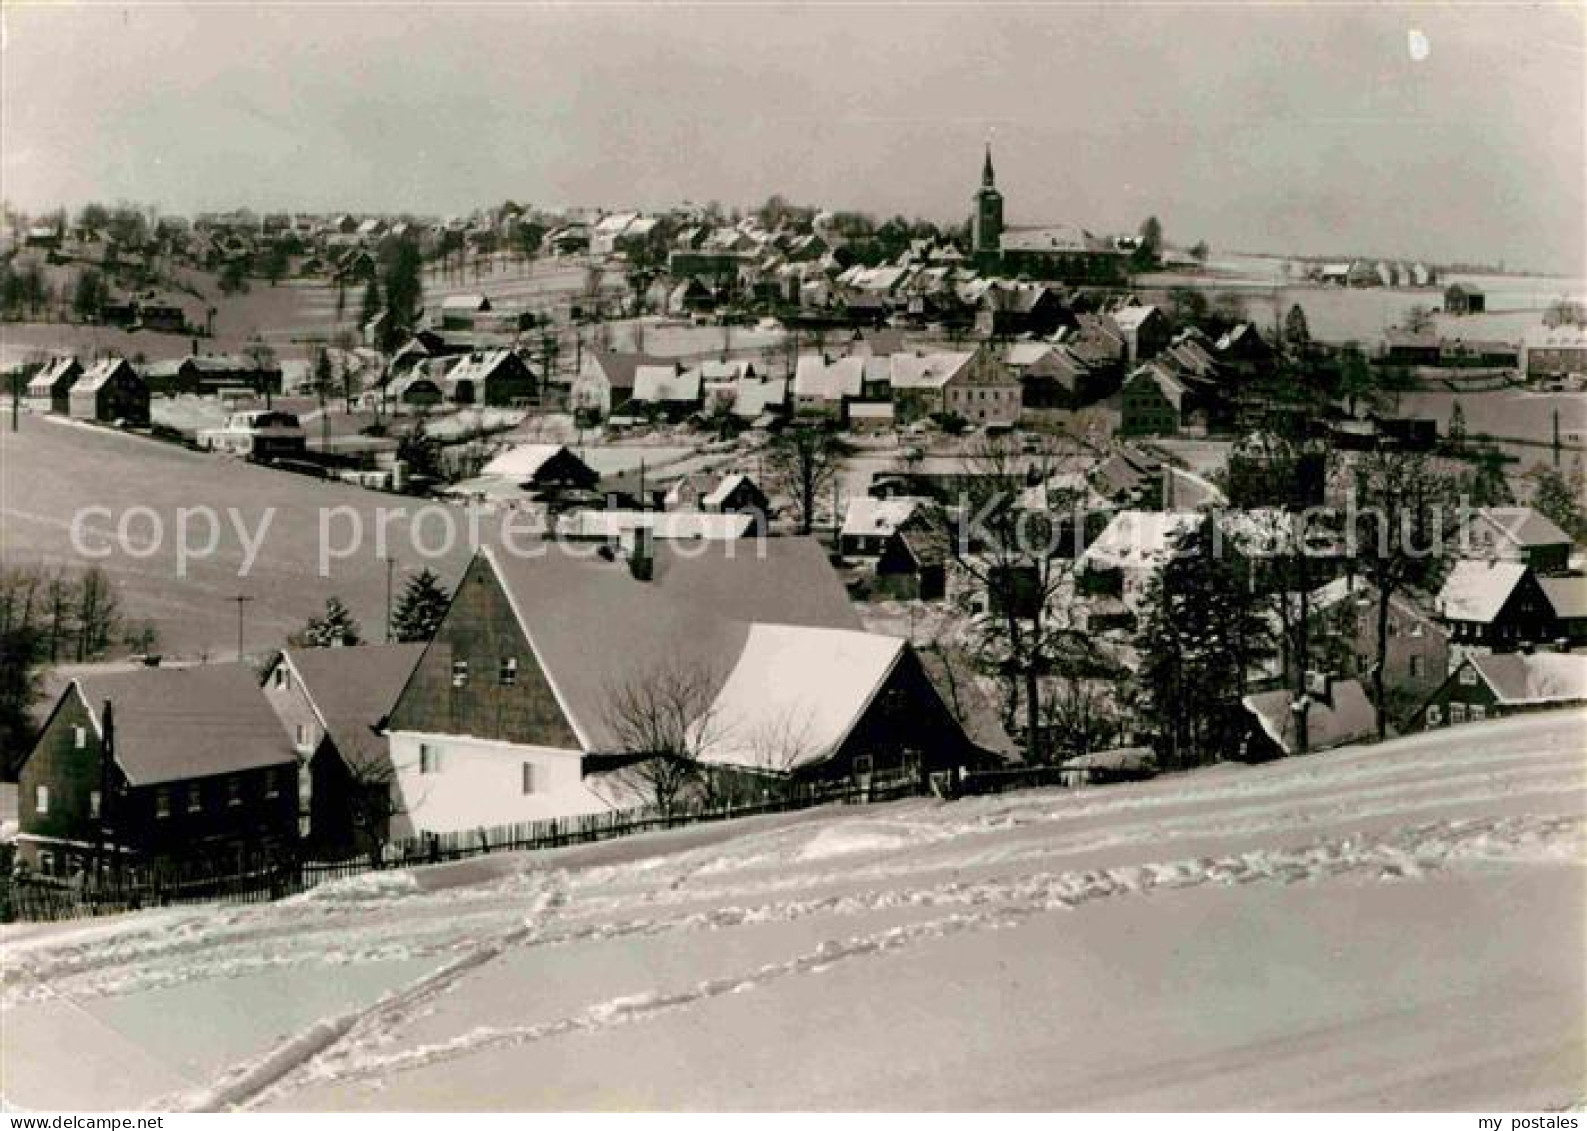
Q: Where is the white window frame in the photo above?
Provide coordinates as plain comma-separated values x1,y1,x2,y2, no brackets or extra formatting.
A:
1426,704,1443,726
452,659,469,688
73,726,87,750
1469,704,1486,721
34,785,49,814
500,657,518,687
1458,667,1477,686
89,790,102,819
1450,703,1468,724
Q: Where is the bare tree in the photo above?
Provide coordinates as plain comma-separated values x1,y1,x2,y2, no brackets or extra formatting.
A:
596,662,726,816
1351,446,1455,739
763,423,851,535
940,432,1105,764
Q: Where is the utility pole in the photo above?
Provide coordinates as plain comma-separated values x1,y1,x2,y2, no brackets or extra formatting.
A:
232,595,253,662
98,698,115,887
383,555,396,643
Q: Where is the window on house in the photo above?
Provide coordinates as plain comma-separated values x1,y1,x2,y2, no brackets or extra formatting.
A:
1426,704,1443,727
1387,620,1399,637
227,777,242,807
420,744,442,775
265,769,281,799
37,850,54,878
500,657,518,687
1470,704,1486,721
1450,703,1468,724
188,784,203,813
73,726,87,749
1410,623,1425,639
853,754,874,779
34,785,48,814
156,787,171,818
89,790,102,819
452,660,469,688
1459,667,1477,686
521,763,536,794
273,666,287,689
1409,655,1423,679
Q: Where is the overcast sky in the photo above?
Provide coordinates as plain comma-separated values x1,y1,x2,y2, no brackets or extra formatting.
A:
3,3,1583,274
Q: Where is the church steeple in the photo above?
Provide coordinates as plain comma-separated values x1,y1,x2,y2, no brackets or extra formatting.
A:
971,142,1004,257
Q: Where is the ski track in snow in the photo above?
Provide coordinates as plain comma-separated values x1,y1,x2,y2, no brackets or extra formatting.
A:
4,710,1583,1111
211,811,1582,1108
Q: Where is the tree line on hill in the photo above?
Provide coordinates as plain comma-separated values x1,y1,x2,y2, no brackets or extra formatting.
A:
0,566,157,772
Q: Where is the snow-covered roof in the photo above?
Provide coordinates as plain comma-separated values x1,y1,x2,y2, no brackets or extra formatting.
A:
558,510,753,541
72,357,141,394
794,355,865,402
632,365,702,404
1473,507,1571,551
1539,575,1587,621
698,624,905,771
1242,680,1378,755
889,351,975,392
1081,511,1202,571
482,443,580,481
1435,560,1530,623
26,356,79,394
1466,653,1587,706
841,497,922,540
1111,305,1160,332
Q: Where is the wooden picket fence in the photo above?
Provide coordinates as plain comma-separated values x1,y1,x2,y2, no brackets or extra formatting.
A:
3,773,928,923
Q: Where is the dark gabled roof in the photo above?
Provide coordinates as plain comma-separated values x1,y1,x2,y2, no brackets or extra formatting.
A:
69,664,297,786
278,644,426,765
480,537,859,751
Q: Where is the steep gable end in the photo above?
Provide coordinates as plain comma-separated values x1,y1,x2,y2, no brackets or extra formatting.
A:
386,554,582,750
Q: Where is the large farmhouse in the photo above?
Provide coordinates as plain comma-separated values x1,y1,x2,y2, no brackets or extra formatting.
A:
15,664,299,878
383,537,988,834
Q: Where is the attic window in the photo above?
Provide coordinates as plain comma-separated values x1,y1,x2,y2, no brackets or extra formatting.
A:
188,784,203,813
89,790,102,819
1458,667,1477,686
156,787,171,819
227,777,242,807
73,726,87,749
34,785,48,815
452,660,469,688
500,657,518,687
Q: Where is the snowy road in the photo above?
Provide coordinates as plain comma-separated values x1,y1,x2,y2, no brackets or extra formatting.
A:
3,711,1583,1111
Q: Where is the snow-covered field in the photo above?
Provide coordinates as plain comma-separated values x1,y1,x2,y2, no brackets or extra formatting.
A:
3,711,1583,1112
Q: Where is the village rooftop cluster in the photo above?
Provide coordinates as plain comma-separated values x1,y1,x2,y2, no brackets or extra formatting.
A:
2,146,1585,915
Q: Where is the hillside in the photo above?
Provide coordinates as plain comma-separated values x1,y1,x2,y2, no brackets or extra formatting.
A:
3,710,1581,1111
0,414,472,657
